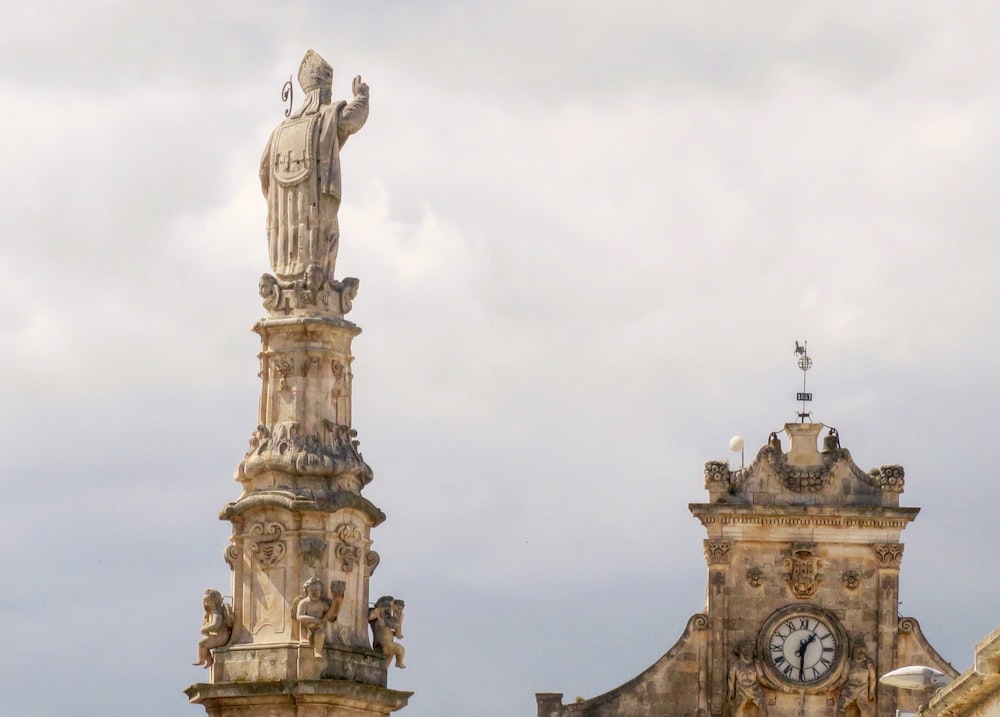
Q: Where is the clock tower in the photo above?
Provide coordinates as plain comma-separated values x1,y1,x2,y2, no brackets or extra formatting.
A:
536,418,957,717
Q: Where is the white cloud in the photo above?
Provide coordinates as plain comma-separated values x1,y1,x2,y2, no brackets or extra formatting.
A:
2,3,999,716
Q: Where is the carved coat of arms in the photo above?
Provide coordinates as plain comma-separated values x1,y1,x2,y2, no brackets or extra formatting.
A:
783,543,823,599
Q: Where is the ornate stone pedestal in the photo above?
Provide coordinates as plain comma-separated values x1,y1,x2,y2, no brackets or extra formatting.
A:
186,49,409,717
185,680,410,717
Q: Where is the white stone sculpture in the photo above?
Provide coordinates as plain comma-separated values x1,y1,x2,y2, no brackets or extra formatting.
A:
369,595,406,669
193,589,233,668
293,578,345,657
259,49,369,281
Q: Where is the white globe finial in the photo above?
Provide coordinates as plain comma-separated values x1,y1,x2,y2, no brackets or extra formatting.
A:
729,436,745,452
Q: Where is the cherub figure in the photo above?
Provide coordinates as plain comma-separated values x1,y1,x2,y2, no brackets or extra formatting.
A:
259,273,282,312
330,276,360,314
837,643,876,717
728,639,768,717
369,595,406,669
293,578,345,657
193,589,233,668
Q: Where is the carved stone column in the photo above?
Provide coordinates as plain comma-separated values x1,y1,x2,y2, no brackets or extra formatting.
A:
186,49,409,717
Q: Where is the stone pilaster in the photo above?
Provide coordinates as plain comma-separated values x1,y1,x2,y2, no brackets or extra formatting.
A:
874,543,904,717
704,539,731,717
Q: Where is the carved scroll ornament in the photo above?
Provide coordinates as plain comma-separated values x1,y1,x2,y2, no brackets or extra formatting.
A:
334,524,365,571
249,522,287,569
238,419,373,489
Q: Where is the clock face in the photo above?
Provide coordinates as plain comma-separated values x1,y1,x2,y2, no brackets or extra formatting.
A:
766,614,839,684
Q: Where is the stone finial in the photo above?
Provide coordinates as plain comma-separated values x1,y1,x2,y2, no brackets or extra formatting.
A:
877,465,905,493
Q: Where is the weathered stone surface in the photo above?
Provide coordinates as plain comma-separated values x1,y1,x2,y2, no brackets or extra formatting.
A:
187,48,407,717
537,422,955,717
259,49,368,282
185,679,411,717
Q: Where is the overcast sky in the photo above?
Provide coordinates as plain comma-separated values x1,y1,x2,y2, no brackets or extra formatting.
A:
2,2,999,716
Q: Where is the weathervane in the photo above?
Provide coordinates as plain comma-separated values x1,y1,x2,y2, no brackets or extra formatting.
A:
793,341,812,422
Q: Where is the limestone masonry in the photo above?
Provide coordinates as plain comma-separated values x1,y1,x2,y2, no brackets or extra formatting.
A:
185,49,411,717
537,421,956,717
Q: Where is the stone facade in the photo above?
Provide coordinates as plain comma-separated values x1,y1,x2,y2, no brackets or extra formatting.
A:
921,628,1000,717
185,49,410,717
536,421,956,717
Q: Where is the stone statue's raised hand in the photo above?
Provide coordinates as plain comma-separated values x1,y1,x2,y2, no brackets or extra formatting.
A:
352,75,369,97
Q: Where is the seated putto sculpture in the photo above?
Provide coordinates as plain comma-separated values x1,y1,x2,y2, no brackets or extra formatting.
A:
193,589,233,668
259,49,369,282
369,595,406,669
293,578,346,657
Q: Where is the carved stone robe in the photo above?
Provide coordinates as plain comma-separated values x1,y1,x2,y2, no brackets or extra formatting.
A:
260,93,369,279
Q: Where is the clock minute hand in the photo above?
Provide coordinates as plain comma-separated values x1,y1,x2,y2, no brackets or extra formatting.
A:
796,634,817,680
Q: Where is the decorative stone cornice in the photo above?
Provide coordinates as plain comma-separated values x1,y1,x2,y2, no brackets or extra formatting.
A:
220,488,387,526
689,503,919,532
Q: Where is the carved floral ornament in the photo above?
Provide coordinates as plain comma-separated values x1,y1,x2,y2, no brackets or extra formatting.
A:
783,542,824,599
842,569,860,591
703,539,732,564
875,464,905,493
874,543,904,568
746,567,764,588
